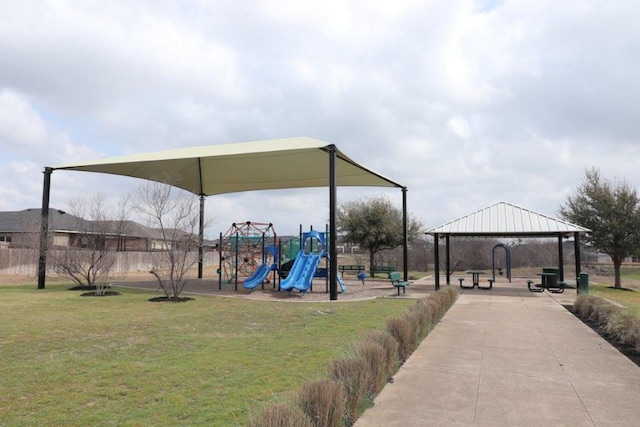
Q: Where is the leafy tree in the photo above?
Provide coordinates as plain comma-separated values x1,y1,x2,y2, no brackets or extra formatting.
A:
133,176,202,299
560,167,640,288
337,195,422,276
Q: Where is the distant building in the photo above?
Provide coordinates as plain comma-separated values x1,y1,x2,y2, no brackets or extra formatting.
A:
0,208,199,252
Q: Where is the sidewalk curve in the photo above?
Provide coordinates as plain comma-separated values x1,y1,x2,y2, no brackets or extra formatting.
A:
355,281,640,427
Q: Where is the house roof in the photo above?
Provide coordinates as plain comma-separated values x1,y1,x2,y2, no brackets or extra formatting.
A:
0,208,91,233
52,137,404,196
426,201,591,237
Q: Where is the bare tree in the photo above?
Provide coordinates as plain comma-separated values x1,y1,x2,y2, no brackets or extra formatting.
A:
133,177,201,299
52,193,129,295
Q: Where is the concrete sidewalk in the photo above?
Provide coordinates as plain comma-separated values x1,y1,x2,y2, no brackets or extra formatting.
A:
355,280,640,426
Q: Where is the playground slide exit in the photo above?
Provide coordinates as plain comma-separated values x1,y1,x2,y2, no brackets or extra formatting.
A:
242,263,273,290
281,250,346,293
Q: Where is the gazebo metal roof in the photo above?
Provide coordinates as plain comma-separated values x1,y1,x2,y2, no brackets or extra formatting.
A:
426,201,590,237
426,202,591,290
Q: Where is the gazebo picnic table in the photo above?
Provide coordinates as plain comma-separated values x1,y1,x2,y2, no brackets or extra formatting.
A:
467,270,485,287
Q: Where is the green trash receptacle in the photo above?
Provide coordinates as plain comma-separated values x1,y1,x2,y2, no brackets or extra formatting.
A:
578,273,589,294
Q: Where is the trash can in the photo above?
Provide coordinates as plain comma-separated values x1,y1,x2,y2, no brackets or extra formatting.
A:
542,268,559,288
578,273,589,294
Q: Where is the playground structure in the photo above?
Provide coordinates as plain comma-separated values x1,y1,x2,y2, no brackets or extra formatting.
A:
219,222,277,290
280,229,346,294
217,222,346,294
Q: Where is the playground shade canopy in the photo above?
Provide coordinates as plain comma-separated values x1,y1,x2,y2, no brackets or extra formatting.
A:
52,137,403,195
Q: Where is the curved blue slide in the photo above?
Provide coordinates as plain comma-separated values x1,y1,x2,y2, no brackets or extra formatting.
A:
293,252,323,292
243,263,274,290
280,251,310,291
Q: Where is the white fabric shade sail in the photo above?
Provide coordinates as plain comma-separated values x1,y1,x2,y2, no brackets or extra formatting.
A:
52,137,403,196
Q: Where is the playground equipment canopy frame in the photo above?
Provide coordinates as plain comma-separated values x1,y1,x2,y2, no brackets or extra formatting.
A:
37,137,408,300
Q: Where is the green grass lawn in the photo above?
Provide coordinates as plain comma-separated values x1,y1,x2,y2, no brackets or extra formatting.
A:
0,283,414,426
588,267,640,315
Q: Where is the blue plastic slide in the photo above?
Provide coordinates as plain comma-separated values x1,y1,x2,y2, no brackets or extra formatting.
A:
280,251,310,291
337,274,346,293
243,263,273,290
293,252,323,292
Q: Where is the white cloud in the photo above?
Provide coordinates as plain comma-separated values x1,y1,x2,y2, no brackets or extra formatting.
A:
1,0,640,237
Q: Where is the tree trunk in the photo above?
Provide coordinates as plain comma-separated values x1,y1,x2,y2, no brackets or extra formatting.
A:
369,251,376,278
613,259,622,289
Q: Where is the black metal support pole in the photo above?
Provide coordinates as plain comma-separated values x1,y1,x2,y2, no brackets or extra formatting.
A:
218,232,223,290
434,233,440,290
558,235,564,281
328,145,338,300
574,232,581,293
37,167,53,289
198,195,205,279
402,187,408,281
445,235,451,285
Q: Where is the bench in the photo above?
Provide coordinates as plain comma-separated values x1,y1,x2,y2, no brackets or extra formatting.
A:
338,265,365,274
458,277,473,289
370,265,397,276
388,271,412,295
526,279,544,292
548,281,565,293
479,278,493,290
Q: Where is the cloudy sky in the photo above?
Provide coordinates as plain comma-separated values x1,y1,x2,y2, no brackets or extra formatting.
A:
1,0,639,237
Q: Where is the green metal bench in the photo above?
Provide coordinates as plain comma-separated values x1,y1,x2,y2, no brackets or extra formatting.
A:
338,265,365,274
370,265,397,276
388,271,411,295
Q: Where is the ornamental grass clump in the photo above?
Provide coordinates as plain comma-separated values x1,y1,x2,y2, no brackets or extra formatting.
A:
249,402,314,427
574,294,600,319
406,299,433,339
605,311,640,346
364,330,399,381
329,356,372,426
298,379,345,427
574,294,640,355
385,315,416,363
353,339,388,394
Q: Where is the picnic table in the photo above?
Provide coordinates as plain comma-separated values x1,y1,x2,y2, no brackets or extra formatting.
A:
459,270,492,290
530,272,565,293
467,270,485,287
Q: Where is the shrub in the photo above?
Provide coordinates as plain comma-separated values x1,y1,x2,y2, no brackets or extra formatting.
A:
605,311,640,346
588,301,619,326
574,294,599,319
353,340,388,394
329,356,372,425
298,379,345,427
385,316,416,362
364,330,399,381
407,299,433,339
249,402,314,427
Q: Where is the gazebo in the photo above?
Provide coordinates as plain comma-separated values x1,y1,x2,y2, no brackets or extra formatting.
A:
37,137,409,300
426,202,591,290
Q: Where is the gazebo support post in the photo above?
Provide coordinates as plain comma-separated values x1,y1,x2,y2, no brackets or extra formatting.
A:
198,195,205,279
402,187,408,281
434,233,440,290
37,167,53,289
557,235,564,282
328,145,338,301
574,231,581,292
445,234,451,285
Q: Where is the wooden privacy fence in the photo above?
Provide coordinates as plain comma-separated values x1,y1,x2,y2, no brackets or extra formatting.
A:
0,248,217,276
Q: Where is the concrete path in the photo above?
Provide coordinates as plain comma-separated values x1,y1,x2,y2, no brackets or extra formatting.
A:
355,280,640,426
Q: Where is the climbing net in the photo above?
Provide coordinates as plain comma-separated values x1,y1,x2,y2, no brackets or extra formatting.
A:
219,221,276,282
